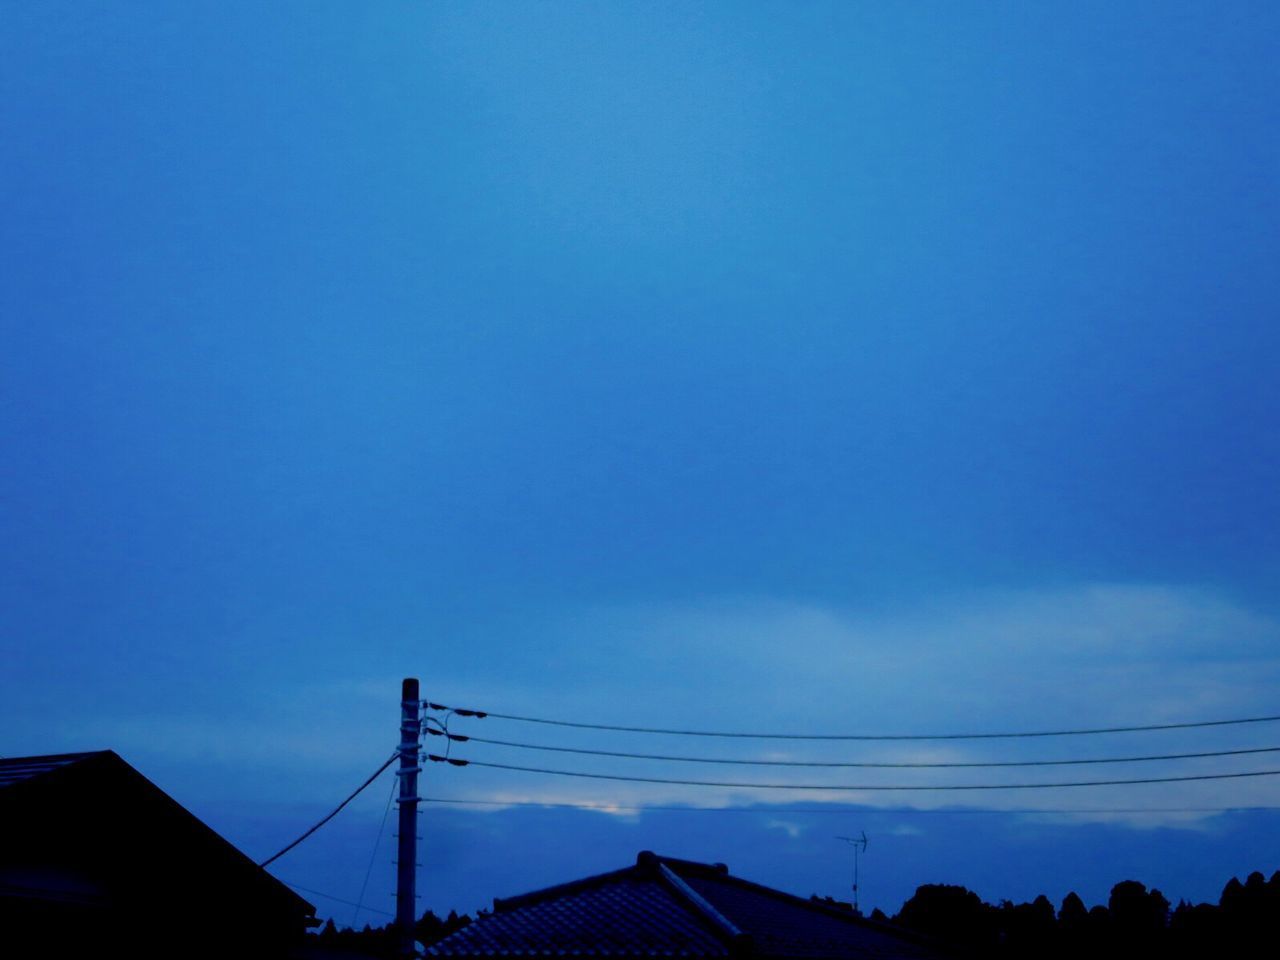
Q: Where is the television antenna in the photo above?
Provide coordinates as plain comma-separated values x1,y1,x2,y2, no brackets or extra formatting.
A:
835,832,869,915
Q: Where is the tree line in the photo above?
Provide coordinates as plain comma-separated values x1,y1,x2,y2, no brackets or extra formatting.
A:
311,866,1279,958
882,867,1279,957
311,907,475,956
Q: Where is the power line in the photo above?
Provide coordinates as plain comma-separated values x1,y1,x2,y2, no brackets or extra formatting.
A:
260,752,399,868
421,796,1280,815
280,880,396,918
425,703,1280,741
437,732,1280,769
353,773,399,929
429,755,1280,791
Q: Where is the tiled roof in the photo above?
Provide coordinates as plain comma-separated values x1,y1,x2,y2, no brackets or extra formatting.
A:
678,869,939,960
429,853,944,960
0,752,105,790
437,872,729,957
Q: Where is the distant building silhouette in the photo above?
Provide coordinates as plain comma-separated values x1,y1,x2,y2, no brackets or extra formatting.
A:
428,850,947,959
0,751,316,957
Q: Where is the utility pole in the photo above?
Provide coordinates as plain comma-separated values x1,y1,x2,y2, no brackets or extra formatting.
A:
397,678,421,958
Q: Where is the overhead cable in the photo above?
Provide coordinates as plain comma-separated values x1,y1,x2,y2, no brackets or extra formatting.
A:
352,774,399,929
427,755,1280,791
429,731,1280,769
260,752,399,868
280,880,396,917
423,704,1280,741
421,796,1280,815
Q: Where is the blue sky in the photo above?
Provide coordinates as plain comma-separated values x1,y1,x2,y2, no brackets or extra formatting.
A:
3,1,1280,925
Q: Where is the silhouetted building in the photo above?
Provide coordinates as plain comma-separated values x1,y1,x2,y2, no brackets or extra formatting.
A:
429,851,947,960
0,751,316,957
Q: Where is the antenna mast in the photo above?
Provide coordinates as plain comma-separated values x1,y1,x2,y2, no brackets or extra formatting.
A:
835,832,869,915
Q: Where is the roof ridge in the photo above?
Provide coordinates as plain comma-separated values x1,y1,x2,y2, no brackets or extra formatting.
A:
493,863,639,913
639,851,731,877
677,865,948,949
657,862,752,953
672,859,893,929
493,851,730,914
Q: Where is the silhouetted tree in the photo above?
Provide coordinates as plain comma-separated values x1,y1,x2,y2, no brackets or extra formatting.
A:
1058,891,1086,929
1169,899,1220,960
1105,879,1168,956
1217,870,1279,954
1000,893,1056,957
415,908,472,948
895,883,997,952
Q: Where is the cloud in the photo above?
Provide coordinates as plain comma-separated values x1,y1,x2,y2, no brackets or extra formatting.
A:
765,818,805,839
422,584,1280,826
40,583,1279,832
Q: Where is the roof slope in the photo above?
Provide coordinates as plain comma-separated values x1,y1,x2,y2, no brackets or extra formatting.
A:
677,864,939,960
0,750,314,923
0,752,103,790
429,852,944,960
